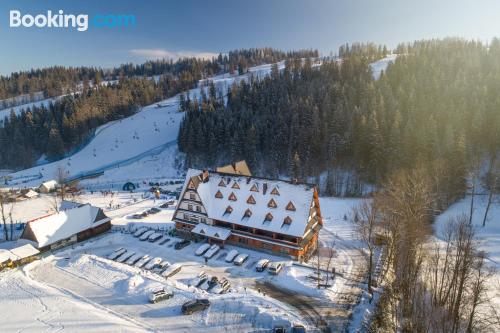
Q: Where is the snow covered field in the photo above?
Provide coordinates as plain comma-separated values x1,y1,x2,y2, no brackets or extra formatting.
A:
0,195,368,332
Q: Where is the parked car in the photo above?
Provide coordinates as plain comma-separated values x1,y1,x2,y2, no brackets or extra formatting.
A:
191,271,208,288
195,243,211,256
149,287,174,303
144,257,163,270
174,239,191,250
116,251,135,263
181,299,210,315
210,277,231,294
203,244,220,259
133,227,148,237
107,248,126,260
148,207,161,214
126,253,143,265
200,276,218,291
152,261,170,274
131,214,143,220
291,325,306,333
140,211,149,217
268,262,284,275
273,326,286,333
161,264,182,278
139,230,155,241
233,253,249,266
255,259,270,272
134,255,151,268
159,237,170,245
160,202,169,209
225,249,239,263
148,232,163,242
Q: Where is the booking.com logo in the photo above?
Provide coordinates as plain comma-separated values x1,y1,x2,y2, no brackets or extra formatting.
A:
9,10,136,32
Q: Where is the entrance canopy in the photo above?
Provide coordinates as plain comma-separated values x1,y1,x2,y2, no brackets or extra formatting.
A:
191,223,231,241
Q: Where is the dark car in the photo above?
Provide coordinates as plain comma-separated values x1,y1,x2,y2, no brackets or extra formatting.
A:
273,327,286,333
160,202,169,209
292,325,306,333
174,240,191,250
148,207,161,214
181,299,210,315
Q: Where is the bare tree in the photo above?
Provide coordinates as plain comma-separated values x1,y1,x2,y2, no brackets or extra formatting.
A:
482,154,498,227
352,200,379,295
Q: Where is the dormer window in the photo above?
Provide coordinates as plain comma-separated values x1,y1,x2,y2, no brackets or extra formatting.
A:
224,206,233,215
283,216,292,226
286,201,296,211
228,192,237,201
243,209,252,218
268,198,277,208
218,179,226,187
271,187,280,195
264,213,273,222
250,184,259,192
247,195,256,204
215,190,223,199
232,182,240,189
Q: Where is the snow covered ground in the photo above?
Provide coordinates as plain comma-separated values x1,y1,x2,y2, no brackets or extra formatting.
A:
0,195,369,332
434,194,500,311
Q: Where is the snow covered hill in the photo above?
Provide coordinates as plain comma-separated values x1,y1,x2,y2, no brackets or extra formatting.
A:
6,62,289,188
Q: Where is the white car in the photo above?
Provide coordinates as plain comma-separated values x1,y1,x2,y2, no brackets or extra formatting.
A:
145,257,163,270
233,253,249,266
225,249,239,263
139,230,155,241
255,259,270,272
116,251,135,263
211,277,231,294
268,262,284,275
152,261,170,274
148,232,163,242
107,248,126,260
195,243,211,256
191,271,209,288
126,253,143,265
134,255,151,268
149,287,174,303
203,244,220,259
133,227,148,237
161,264,182,278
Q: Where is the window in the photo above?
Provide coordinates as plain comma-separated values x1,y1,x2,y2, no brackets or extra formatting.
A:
243,209,252,218
201,218,207,224
218,179,226,187
196,206,201,213
215,190,223,199
265,213,273,222
232,182,240,189
247,195,256,204
224,206,233,215
282,216,292,227
250,184,259,192
271,187,280,195
189,193,196,200
228,192,237,201
238,237,248,244
188,204,193,211
286,201,296,211
268,198,277,208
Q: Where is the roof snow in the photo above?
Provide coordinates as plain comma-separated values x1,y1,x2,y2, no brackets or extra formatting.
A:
181,169,316,238
0,244,39,263
191,223,231,241
21,204,110,248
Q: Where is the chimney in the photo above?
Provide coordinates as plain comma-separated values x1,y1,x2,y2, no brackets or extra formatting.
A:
201,170,209,183
263,183,268,195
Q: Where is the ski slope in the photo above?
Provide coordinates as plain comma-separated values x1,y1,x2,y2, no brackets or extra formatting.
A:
7,62,287,188
369,54,397,80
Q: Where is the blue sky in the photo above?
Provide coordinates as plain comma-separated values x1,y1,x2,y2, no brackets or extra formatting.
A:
1,0,500,75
